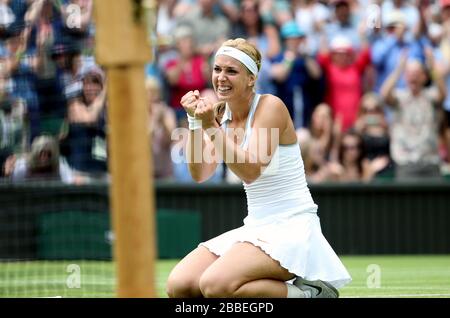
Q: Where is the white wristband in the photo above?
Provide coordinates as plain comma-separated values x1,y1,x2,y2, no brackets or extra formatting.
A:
187,113,202,130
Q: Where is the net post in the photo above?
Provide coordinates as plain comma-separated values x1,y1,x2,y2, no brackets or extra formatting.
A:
93,0,155,297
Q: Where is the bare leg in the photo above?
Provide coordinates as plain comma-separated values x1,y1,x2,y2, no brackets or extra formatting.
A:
233,279,288,298
166,246,218,298
199,242,295,298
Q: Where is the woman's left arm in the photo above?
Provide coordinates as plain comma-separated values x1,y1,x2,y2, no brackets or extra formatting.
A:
197,95,288,184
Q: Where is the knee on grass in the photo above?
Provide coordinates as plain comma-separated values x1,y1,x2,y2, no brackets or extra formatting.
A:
199,272,240,298
166,273,200,298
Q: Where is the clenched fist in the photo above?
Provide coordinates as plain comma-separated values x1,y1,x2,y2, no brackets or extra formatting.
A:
180,90,218,129
180,90,201,117
194,97,217,129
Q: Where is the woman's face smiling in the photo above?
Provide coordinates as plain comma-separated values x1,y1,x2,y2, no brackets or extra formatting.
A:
212,54,253,101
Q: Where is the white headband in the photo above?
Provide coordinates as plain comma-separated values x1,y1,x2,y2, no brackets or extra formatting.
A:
215,46,258,76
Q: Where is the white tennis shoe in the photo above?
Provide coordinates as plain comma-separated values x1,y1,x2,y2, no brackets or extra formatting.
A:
293,277,339,298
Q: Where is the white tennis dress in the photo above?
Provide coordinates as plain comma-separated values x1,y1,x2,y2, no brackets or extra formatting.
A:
199,94,351,289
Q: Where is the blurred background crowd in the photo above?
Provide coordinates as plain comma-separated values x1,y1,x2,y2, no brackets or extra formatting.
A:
1,0,450,185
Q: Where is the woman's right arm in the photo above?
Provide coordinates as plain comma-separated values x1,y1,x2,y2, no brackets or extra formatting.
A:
181,91,218,183
186,130,218,183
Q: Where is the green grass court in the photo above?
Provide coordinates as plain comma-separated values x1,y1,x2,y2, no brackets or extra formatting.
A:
1,255,449,298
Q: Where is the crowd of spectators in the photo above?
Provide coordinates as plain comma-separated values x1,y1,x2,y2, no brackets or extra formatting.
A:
1,0,450,184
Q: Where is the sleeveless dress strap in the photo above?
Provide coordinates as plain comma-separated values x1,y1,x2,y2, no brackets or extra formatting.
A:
220,94,261,150
241,94,261,149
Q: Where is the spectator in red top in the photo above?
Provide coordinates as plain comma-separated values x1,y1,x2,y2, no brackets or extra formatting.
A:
164,25,210,124
317,35,371,132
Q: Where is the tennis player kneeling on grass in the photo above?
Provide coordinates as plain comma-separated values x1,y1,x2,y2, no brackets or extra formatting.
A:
166,38,351,298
